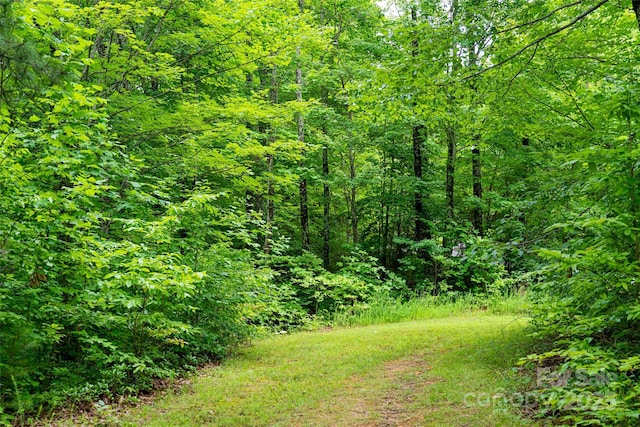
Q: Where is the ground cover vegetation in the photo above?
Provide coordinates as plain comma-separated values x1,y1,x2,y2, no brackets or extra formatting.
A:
115,315,536,427
0,0,639,425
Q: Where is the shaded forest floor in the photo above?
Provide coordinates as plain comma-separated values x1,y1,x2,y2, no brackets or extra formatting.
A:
54,314,542,426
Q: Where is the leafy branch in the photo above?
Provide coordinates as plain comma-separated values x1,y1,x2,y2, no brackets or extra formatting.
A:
464,0,611,80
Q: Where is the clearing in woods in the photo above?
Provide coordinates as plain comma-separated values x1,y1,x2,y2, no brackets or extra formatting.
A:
78,315,539,426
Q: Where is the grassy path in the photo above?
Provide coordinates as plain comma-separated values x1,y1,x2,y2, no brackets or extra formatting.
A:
81,314,537,426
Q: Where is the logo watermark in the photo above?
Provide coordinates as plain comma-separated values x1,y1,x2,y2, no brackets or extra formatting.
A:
463,367,619,413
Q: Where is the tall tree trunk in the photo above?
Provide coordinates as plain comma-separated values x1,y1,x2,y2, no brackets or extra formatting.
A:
296,46,309,251
264,65,278,254
413,125,427,240
471,137,483,236
379,154,388,264
319,85,331,269
344,107,358,245
381,155,393,268
467,43,484,237
265,153,275,254
244,73,258,217
444,0,459,249
349,142,358,244
410,7,431,242
445,125,456,227
633,0,640,30
628,118,639,262
299,176,309,250
383,197,390,266
323,143,330,269
295,0,309,252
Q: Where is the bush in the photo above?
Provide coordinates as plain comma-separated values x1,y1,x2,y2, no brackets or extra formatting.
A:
523,235,640,425
252,251,405,328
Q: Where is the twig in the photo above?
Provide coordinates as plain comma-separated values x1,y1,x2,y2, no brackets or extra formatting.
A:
501,42,538,97
549,60,595,131
495,0,585,35
463,0,611,81
522,86,590,130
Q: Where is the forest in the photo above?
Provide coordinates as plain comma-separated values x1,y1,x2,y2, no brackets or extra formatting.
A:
0,0,639,425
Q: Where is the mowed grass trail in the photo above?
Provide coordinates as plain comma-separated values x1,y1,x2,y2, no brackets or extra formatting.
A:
114,314,537,427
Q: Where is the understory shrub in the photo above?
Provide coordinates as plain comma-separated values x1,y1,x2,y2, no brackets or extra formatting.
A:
0,189,265,422
0,81,264,422
397,236,513,295
253,250,407,329
524,239,640,425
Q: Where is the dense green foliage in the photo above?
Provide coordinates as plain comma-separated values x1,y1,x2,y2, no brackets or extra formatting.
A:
1,0,639,424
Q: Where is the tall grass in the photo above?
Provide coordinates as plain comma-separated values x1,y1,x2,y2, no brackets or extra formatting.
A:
332,290,530,327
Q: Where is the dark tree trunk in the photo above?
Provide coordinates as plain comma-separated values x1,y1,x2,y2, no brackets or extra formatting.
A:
410,7,430,242
264,65,278,254
412,125,428,241
633,0,640,30
411,7,419,53
244,73,260,218
341,106,358,245
299,178,309,250
628,125,639,262
323,144,330,269
443,0,459,252
383,200,390,266
245,72,254,94
296,46,309,251
349,144,358,244
445,125,456,226
245,191,259,214
379,154,388,266
471,139,483,236
319,86,331,269
264,153,274,254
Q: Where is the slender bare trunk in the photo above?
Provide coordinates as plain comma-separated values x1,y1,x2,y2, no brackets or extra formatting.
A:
471,138,483,236
413,125,428,241
344,108,358,245
445,125,456,225
296,46,309,251
323,143,330,269
264,153,274,254
628,116,639,262
444,0,459,250
410,7,430,242
264,65,278,254
349,143,358,244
